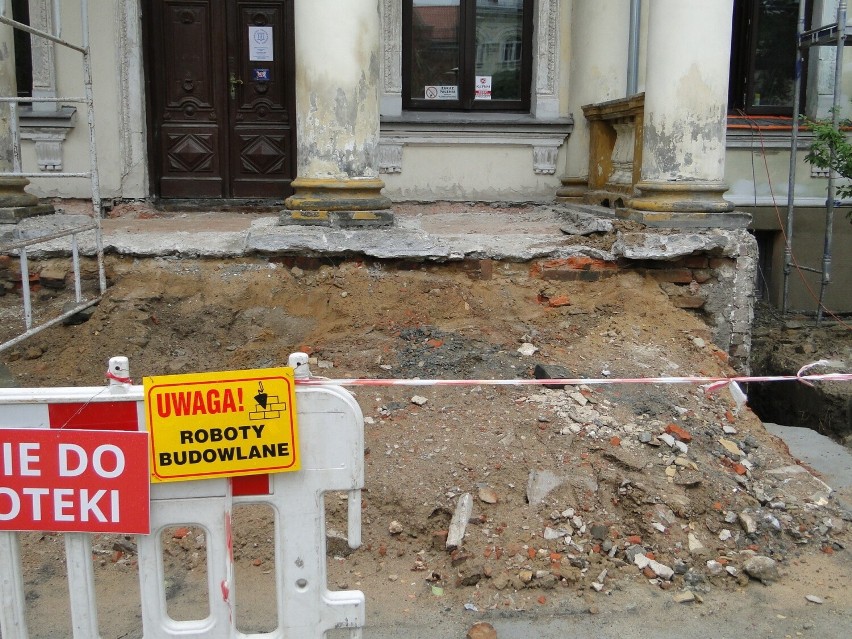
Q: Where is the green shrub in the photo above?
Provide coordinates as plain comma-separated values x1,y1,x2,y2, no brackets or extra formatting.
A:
803,112,852,221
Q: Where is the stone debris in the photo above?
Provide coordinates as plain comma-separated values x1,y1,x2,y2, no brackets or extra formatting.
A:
526,469,565,506
719,438,746,457
805,595,824,604
743,555,779,584
466,622,497,639
447,493,473,550
687,533,706,555
388,520,403,535
306,364,848,608
478,486,498,504
410,395,428,406
559,210,614,236
738,512,758,535
517,343,539,356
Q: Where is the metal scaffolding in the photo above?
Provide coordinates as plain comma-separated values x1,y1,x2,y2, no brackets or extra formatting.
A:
0,0,106,350
784,0,847,321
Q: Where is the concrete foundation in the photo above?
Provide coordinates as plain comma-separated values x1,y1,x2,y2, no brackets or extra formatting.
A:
4,201,758,371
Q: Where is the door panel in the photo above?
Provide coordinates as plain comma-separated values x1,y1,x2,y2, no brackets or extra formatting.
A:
228,2,294,197
146,0,295,199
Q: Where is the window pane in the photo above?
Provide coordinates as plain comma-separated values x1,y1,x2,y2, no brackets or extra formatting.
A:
475,0,524,101
751,0,798,108
411,1,461,101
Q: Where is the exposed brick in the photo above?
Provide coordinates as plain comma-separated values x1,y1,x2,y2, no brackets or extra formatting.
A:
479,259,494,281
665,423,692,443
708,257,735,269
432,530,449,551
39,264,68,290
691,268,712,283
670,295,706,309
680,255,710,269
547,269,617,282
538,256,618,281
547,295,571,308
651,268,694,284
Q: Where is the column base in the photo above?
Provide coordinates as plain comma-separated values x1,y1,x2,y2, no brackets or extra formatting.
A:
281,177,393,227
0,177,55,223
555,176,589,201
623,180,748,229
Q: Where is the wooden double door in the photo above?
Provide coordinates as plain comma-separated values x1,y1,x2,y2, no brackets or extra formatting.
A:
145,0,296,199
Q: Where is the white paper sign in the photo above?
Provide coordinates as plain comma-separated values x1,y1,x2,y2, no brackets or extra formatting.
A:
474,76,492,100
249,26,274,62
424,85,458,100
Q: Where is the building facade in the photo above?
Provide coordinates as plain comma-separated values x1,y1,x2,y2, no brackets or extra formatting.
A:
2,0,850,312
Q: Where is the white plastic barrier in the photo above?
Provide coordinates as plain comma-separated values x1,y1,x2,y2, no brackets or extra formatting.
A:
0,356,365,639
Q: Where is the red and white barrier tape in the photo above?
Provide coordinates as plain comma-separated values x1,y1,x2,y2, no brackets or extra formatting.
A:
294,360,851,392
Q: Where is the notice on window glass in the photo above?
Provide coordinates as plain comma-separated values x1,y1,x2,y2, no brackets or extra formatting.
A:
474,76,492,100
249,26,274,61
424,85,458,100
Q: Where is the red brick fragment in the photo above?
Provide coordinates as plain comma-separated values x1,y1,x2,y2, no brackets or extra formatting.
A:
665,423,693,443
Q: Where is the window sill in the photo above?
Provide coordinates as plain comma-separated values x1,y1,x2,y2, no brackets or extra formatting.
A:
379,111,573,175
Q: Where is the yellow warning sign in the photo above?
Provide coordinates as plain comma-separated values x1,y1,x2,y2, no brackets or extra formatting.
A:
144,368,299,483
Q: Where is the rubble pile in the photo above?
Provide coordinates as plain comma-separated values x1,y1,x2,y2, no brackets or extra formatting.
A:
346,378,849,608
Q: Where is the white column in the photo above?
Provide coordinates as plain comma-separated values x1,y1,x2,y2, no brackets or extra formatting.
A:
630,0,736,218
284,0,391,218
0,19,16,173
557,0,630,198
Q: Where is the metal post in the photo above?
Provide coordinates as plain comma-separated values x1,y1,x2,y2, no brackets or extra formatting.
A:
20,247,32,330
627,0,641,96
79,0,106,293
783,0,808,316
72,233,83,303
10,101,21,172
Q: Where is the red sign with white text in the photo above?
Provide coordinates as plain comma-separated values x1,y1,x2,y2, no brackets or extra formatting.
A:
0,429,150,534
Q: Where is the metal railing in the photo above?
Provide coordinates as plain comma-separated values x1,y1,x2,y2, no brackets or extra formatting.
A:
0,223,104,352
0,0,106,349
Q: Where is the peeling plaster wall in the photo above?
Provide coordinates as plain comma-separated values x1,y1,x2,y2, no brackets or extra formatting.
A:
293,0,381,180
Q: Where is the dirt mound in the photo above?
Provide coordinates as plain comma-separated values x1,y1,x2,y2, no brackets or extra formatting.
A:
2,256,849,636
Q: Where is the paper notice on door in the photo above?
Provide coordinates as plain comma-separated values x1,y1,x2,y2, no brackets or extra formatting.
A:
474,76,492,100
249,26,274,61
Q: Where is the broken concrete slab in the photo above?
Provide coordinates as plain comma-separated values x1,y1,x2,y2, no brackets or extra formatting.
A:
612,230,749,260
557,210,614,236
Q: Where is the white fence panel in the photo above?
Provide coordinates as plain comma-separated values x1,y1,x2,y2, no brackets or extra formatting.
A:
0,362,365,639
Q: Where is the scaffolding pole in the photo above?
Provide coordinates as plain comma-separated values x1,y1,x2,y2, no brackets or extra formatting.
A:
784,0,847,322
